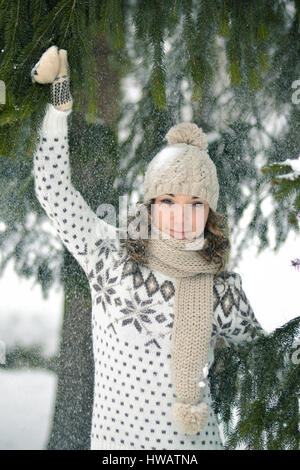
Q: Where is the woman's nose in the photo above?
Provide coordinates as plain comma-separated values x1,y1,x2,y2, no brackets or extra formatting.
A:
177,203,192,218
173,204,193,224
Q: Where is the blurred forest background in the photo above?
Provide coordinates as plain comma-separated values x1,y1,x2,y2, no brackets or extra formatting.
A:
0,0,299,450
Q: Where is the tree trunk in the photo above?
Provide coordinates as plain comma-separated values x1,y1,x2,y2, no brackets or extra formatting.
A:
47,250,93,450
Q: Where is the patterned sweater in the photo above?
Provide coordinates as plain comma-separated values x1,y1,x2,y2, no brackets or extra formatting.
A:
33,103,267,451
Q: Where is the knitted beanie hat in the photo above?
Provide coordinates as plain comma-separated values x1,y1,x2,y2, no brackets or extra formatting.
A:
142,122,219,210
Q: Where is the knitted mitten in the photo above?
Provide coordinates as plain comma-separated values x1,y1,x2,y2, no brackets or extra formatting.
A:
30,45,60,84
50,49,73,111
31,45,73,111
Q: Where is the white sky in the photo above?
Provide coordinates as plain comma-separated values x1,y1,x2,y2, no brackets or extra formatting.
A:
235,229,299,332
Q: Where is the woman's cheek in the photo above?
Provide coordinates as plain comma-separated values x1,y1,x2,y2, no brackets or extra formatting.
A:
152,205,168,229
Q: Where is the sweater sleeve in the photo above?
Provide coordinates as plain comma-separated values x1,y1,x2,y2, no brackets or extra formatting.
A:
214,272,268,347
33,103,120,276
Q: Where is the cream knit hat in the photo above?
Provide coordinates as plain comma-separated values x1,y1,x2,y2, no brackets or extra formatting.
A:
142,122,219,210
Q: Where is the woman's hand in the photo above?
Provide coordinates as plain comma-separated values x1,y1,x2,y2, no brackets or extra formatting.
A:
31,45,73,111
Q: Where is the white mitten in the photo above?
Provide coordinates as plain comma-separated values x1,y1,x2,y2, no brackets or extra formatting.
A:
31,46,73,111
30,45,60,84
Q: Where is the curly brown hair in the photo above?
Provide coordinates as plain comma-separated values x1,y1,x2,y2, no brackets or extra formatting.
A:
119,198,231,291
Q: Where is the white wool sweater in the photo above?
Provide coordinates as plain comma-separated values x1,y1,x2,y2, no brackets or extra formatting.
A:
33,103,267,451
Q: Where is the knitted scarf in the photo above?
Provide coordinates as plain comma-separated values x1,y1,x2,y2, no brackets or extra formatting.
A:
144,224,219,434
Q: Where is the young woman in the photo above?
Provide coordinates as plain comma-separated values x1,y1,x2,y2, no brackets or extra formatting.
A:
31,46,267,451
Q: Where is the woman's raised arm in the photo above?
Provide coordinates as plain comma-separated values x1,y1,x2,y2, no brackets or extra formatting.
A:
32,46,120,276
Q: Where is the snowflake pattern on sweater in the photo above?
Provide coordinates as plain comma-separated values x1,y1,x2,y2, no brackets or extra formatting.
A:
33,104,267,451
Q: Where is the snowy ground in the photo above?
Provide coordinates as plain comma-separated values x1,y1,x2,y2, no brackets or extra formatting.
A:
0,368,57,450
0,265,62,450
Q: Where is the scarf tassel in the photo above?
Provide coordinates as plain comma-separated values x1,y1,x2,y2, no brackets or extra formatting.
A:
172,401,209,434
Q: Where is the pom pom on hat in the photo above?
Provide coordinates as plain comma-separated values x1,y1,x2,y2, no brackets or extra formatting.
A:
165,122,208,151
172,401,209,434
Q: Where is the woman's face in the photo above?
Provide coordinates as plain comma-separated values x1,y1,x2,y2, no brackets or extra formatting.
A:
152,193,210,239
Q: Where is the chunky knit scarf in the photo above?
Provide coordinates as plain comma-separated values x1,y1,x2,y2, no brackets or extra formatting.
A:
144,224,219,434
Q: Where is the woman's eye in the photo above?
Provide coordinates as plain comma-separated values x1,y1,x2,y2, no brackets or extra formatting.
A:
160,199,203,207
